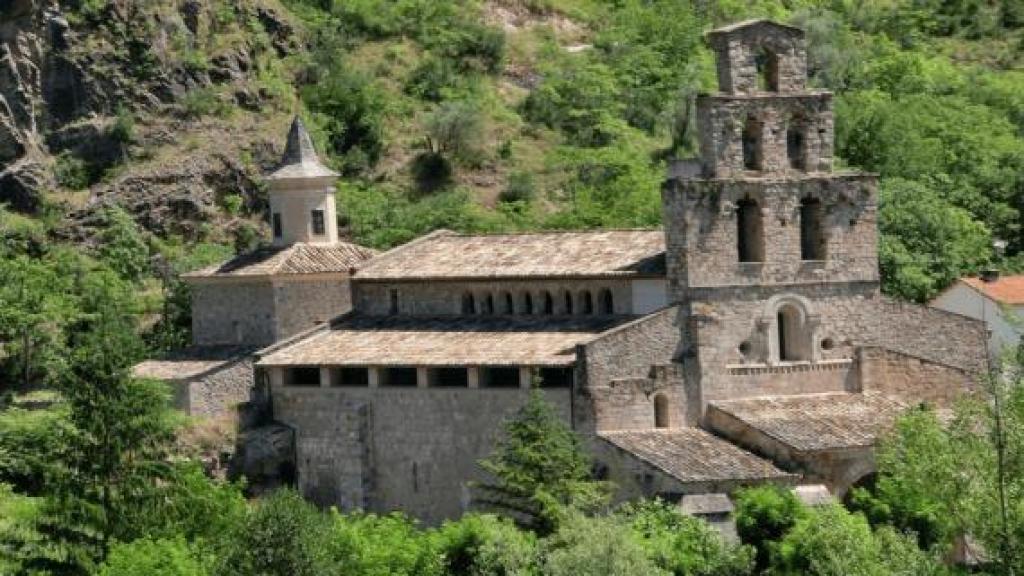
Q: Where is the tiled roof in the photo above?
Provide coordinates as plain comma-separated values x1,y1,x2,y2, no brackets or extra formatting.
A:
599,428,794,484
258,314,635,367
707,19,803,36
183,242,377,279
961,275,1024,305
133,346,251,381
355,229,666,280
709,392,908,452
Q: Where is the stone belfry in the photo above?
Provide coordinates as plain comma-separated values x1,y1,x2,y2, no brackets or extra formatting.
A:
267,117,340,246
662,20,880,418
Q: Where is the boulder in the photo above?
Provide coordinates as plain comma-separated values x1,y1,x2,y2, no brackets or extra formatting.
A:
0,158,49,214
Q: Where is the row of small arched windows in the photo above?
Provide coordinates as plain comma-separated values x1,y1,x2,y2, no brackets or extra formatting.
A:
462,289,615,316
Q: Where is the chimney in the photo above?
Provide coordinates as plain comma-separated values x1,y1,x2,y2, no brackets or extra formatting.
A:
980,269,1000,283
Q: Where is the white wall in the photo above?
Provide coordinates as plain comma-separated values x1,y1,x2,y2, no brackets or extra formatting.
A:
630,279,668,314
931,283,1021,355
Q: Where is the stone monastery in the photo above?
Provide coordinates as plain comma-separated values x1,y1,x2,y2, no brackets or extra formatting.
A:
136,20,988,524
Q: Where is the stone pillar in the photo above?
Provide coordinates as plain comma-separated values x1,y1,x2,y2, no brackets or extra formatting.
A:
417,366,429,388
519,366,534,389
320,366,332,388
467,366,480,389
269,367,284,388
368,367,380,388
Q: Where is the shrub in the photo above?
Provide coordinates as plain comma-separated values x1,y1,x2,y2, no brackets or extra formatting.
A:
321,511,440,575
433,513,539,576
406,56,461,102
54,152,91,190
733,485,805,571
182,87,233,119
542,513,668,576
499,172,536,204
108,108,136,145
303,67,386,175
97,206,150,283
411,152,453,194
98,537,206,576
619,499,755,576
213,489,328,576
424,101,486,165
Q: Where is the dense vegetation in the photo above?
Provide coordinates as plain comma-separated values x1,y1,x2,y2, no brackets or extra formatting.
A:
2,0,1024,574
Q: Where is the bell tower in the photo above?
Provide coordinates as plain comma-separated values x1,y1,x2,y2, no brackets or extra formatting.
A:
267,117,340,246
662,20,880,413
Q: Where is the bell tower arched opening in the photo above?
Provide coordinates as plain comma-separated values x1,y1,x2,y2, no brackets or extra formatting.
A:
737,197,765,263
755,47,780,92
742,116,765,171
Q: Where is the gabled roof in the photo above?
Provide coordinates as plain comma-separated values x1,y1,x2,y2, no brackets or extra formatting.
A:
183,241,377,279
268,116,338,180
600,428,794,484
706,19,803,37
257,314,636,367
959,275,1024,305
354,229,666,281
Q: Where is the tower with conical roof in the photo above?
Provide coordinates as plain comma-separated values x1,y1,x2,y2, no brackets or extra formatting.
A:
267,117,341,246
663,20,881,420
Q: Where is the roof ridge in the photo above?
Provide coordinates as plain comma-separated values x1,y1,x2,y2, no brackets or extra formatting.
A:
445,227,663,238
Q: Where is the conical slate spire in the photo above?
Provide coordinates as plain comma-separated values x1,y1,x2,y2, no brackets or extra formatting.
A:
269,116,339,180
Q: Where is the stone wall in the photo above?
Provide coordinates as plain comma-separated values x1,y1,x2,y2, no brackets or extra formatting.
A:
696,94,833,177
178,357,255,418
272,384,572,524
192,280,277,346
353,278,639,316
273,276,351,338
707,22,806,94
867,297,987,375
663,174,879,297
858,347,977,406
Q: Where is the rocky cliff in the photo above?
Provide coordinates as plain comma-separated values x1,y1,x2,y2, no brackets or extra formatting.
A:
0,0,302,241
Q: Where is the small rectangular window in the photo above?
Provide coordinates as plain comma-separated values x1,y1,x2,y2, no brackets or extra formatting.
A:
311,209,325,235
272,213,283,238
288,366,321,387
337,367,369,387
389,288,400,315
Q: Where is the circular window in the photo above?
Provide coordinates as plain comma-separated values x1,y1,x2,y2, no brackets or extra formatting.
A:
820,337,835,351
738,341,752,356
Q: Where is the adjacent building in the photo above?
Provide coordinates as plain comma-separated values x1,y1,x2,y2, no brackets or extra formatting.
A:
931,272,1024,356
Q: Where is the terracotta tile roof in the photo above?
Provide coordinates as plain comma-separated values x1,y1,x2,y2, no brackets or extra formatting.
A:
133,346,252,381
709,392,908,452
707,18,804,36
599,428,794,483
258,314,635,367
183,242,377,279
354,229,666,280
961,275,1024,305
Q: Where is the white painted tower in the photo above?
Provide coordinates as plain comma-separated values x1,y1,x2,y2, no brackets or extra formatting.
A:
267,117,340,246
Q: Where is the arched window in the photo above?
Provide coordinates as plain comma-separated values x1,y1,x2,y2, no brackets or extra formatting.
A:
521,292,534,315
563,291,574,315
580,291,594,315
755,47,780,92
501,292,514,314
787,116,807,171
736,197,764,263
800,197,825,261
461,292,475,314
541,291,554,315
776,304,810,362
598,289,614,314
654,394,670,428
742,116,764,171
482,293,495,315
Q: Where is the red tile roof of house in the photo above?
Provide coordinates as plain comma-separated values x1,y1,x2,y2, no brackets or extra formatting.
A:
961,275,1024,305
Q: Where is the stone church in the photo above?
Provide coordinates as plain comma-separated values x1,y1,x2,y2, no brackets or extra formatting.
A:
137,20,987,524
